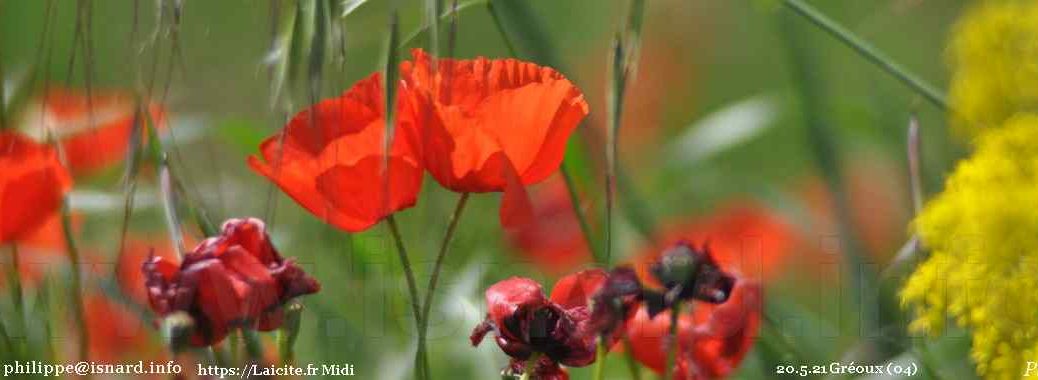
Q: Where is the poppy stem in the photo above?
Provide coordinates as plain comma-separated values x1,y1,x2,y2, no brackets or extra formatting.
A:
622,334,643,380
59,198,90,366
417,192,470,379
242,328,264,363
592,336,607,380
8,244,23,324
781,0,947,109
663,301,680,380
385,215,426,380
520,353,539,380
560,165,602,263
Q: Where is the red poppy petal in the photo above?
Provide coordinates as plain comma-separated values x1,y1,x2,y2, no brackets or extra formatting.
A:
219,246,280,321
177,259,245,346
314,157,423,230
499,154,536,230
549,269,608,310
485,277,546,327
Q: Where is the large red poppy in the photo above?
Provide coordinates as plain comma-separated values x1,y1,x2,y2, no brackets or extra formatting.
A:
0,132,72,244
248,73,424,232
143,218,320,346
401,49,589,226
471,270,607,378
18,87,166,175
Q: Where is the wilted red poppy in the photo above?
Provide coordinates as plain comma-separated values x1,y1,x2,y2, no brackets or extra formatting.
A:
625,281,761,380
401,49,589,226
248,73,424,232
143,218,320,346
471,270,606,378
0,131,72,244
18,87,166,175
504,174,592,273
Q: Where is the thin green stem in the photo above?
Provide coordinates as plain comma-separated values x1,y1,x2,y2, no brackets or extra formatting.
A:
592,336,607,380
242,328,263,363
560,165,601,263
663,302,681,380
520,352,539,380
8,244,23,321
386,215,426,380
782,0,947,109
622,335,643,380
486,1,519,58
417,193,470,379
60,198,89,365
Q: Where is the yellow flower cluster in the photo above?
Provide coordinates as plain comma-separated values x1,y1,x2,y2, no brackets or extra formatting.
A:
902,116,1038,379
947,0,1038,139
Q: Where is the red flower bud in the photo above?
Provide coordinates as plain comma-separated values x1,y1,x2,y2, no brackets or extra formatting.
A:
143,218,320,346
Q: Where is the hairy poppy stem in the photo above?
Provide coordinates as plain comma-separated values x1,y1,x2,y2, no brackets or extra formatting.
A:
520,352,539,380
782,0,947,109
60,198,90,367
663,302,680,380
386,215,426,380
417,192,470,379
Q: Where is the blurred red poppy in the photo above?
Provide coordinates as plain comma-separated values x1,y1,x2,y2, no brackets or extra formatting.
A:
248,73,424,232
471,270,605,378
635,202,795,283
83,294,156,363
143,218,320,346
625,281,761,380
504,174,592,273
0,131,72,244
18,87,166,175
401,49,589,226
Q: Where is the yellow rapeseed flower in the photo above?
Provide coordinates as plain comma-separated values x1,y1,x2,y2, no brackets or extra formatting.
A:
947,0,1038,139
902,115,1038,379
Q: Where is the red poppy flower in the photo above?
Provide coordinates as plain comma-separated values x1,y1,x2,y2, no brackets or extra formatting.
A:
0,131,72,244
143,218,320,346
625,281,761,380
401,49,589,226
248,73,424,232
504,174,593,274
18,87,166,175
471,270,606,378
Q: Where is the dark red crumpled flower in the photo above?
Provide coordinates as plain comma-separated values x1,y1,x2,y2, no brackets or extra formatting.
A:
471,270,606,377
625,280,761,380
0,132,72,244
401,49,589,227
143,218,320,346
